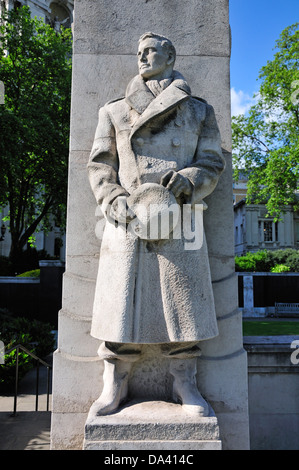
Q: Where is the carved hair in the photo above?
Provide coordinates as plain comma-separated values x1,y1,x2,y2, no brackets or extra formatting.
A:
138,32,176,62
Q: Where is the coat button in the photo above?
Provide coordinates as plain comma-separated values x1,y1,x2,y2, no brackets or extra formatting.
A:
136,137,144,146
172,138,180,147
175,118,182,127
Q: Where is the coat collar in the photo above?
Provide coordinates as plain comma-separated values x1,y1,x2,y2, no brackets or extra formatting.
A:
125,71,191,137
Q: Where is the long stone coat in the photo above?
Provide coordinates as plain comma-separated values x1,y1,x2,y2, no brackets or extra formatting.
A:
88,72,225,344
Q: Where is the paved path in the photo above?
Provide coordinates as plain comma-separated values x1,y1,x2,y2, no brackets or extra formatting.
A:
0,359,52,450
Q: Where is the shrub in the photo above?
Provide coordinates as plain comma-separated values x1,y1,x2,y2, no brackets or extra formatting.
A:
271,264,291,273
0,316,55,358
0,313,55,392
276,249,299,272
17,269,40,278
1,335,34,391
236,249,299,272
251,250,274,272
235,253,256,272
235,250,274,272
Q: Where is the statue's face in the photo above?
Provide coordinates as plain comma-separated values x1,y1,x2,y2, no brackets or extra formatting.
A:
138,37,172,80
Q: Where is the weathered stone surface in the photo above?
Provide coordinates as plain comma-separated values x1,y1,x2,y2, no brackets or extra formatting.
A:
244,336,299,450
51,411,89,450
69,55,231,153
84,440,222,450
88,34,225,348
51,350,103,413
57,310,99,357
83,399,222,450
73,0,230,57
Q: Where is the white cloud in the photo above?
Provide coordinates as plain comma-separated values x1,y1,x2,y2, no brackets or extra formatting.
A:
231,87,256,117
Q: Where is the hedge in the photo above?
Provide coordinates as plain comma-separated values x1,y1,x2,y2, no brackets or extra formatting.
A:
0,310,55,392
235,249,299,272
16,269,40,278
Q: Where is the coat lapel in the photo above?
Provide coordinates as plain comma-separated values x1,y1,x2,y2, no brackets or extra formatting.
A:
125,75,190,138
125,75,155,115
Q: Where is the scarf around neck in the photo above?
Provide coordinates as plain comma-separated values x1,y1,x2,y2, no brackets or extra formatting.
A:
125,70,191,115
145,77,173,96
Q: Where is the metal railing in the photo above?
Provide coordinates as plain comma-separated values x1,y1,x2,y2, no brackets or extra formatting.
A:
4,344,52,416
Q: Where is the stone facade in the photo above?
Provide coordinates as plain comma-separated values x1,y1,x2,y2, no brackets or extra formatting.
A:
234,200,299,256
0,0,73,27
244,335,299,450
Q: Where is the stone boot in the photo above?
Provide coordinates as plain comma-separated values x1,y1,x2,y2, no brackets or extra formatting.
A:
94,359,132,416
169,357,209,417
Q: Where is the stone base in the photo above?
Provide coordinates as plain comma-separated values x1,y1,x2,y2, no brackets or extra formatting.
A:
83,399,222,450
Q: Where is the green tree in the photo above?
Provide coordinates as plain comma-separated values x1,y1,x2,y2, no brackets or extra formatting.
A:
0,6,72,269
232,23,299,219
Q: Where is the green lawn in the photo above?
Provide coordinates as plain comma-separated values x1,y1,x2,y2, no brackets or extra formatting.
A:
243,320,299,336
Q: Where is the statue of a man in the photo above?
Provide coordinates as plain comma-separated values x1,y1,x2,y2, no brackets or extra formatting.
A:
88,32,225,416
52,16,69,33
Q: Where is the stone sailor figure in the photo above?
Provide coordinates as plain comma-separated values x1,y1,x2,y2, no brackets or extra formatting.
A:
87,32,225,416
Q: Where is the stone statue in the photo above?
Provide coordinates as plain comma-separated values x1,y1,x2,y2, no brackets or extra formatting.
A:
52,16,69,33
88,32,225,417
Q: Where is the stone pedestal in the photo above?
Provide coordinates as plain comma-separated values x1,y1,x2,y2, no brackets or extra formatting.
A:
83,400,221,450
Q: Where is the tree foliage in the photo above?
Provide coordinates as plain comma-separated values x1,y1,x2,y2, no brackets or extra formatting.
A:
0,6,72,266
232,23,299,219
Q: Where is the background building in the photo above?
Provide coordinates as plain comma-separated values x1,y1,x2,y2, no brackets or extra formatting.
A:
0,0,73,28
233,176,299,256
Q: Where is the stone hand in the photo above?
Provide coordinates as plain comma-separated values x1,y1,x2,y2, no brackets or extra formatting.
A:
109,196,135,223
160,170,192,199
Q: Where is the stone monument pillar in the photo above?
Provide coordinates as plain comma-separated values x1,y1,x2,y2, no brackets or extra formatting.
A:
50,0,250,450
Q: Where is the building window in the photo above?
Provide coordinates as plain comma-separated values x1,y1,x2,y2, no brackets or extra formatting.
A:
263,221,273,242
258,220,278,242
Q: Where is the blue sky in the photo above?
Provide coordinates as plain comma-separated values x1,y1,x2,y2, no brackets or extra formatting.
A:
229,0,298,115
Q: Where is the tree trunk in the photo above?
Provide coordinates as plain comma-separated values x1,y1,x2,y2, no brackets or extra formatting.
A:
8,197,53,274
